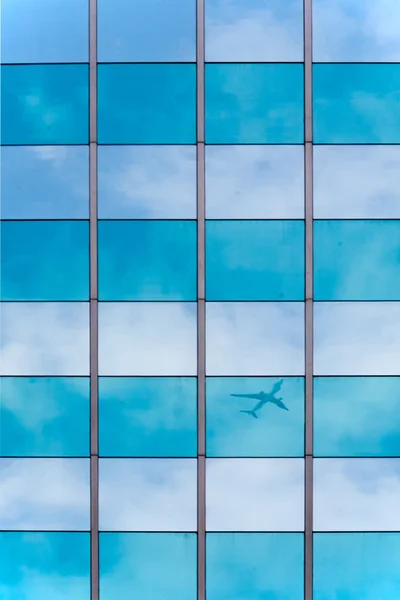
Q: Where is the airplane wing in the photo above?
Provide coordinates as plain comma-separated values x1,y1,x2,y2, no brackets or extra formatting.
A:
274,398,289,411
231,393,260,400
271,379,284,395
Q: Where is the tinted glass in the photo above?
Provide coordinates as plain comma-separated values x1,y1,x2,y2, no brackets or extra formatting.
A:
313,64,400,144
1,65,89,145
0,377,90,457
0,303,90,376
206,458,304,531
99,459,197,531
98,146,196,219
99,377,197,457
206,377,304,457
98,64,196,144
205,64,304,144
206,302,304,376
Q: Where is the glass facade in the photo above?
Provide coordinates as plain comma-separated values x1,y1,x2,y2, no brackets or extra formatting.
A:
1,1,400,600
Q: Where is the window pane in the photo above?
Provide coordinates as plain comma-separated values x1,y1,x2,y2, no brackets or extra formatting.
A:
99,377,197,457
98,0,195,62
99,459,197,531
1,221,89,301
98,64,196,145
206,302,304,376
206,220,304,301
205,64,304,144
206,377,304,457
98,146,196,219
314,220,400,301
1,0,89,63
0,303,90,376
314,458,400,531
313,64,400,144
0,377,90,457
1,65,89,145
0,458,90,530
206,146,304,219
206,458,304,531
0,532,90,600
314,302,400,376
100,533,196,600
314,377,400,457
205,0,303,62
98,221,196,301
207,533,304,600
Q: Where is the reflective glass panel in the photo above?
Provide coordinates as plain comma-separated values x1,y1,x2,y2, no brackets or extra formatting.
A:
205,64,304,144
207,533,304,600
0,377,90,457
313,64,400,144
314,377,400,457
314,302,400,376
99,459,197,531
314,458,400,531
0,458,90,530
1,221,89,301
98,0,196,62
0,532,90,600
0,303,90,376
98,221,196,301
313,0,400,63
205,0,303,62
314,533,400,600
206,377,304,457
206,302,304,376
1,0,89,63
98,303,197,376
206,458,304,531
99,377,197,457
206,220,304,301
314,220,400,301
314,146,400,219
1,65,89,145
206,145,304,219
100,533,196,600
98,146,196,219
98,64,196,145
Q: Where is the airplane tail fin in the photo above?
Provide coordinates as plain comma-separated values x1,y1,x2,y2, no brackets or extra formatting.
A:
240,409,258,419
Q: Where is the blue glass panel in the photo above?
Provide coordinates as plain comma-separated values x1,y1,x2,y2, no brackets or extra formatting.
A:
314,377,400,457
98,146,196,219
314,533,400,600
0,377,90,457
314,220,400,301
99,377,197,457
206,458,304,531
99,459,197,531
0,458,90,530
314,302,400,376
206,302,304,376
206,220,304,301
206,0,303,62
98,0,195,62
0,532,90,600
206,145,304,219
206,64,304,144
1,221,89,301
0,302,90,376
98,221,196,301
207,533,304,600
100,533,196,600
98,302,197,376
313,64,400,144
98,64,196,144
1,0,89,63
1,65,89,145
206,377,304,457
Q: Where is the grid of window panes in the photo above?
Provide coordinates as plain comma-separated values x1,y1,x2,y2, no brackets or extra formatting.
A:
1,1,400,599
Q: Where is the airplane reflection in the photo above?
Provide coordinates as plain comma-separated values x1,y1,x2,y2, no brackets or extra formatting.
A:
231,379,288,418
